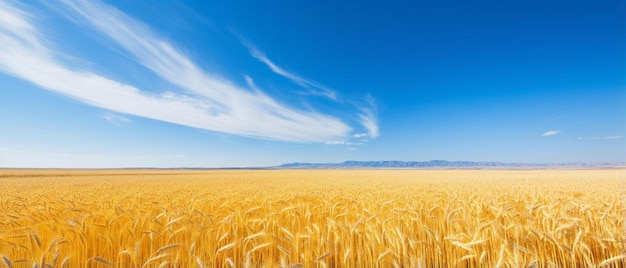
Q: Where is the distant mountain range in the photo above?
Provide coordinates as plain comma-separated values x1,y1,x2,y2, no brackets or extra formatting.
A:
276,160,626,169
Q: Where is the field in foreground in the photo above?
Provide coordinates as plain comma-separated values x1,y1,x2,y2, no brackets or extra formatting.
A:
0,169,624,267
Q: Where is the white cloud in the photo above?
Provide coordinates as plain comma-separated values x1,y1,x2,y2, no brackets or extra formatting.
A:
102,112,131,126
241,40,337,101
353,133,368,138
358,95,379,138
359,112,379,138
592,136,623,140
541,130,560,137
347,147,357,151
0,0,360,142
325,140,363,146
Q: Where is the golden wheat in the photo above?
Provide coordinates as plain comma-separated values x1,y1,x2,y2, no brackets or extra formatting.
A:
0,169,624,267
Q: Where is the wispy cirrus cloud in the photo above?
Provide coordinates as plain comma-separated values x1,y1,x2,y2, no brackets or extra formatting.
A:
358,95,379,138
353,133,368,139
102,112,131,126
241,40,338,101
241,39,380,138
0,0,378,142
325,140,363,146
359,111,379,139
541,130,560,137
592,136,622,140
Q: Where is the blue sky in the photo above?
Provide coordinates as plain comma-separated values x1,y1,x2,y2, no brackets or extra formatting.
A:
0,0,624,168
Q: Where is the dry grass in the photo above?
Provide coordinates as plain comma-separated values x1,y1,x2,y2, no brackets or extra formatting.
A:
0,169,624,267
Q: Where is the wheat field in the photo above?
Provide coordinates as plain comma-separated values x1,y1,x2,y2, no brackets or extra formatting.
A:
0,169,624,267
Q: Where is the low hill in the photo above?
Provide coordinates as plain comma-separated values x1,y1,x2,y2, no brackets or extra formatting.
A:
277,160,626,169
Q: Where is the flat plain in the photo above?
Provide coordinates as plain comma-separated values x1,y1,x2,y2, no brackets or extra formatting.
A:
0,169,624,267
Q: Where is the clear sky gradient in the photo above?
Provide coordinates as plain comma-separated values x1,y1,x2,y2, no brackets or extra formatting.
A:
1,0,624,167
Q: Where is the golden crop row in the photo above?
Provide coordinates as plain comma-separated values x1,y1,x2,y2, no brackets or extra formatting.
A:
0,169,624,267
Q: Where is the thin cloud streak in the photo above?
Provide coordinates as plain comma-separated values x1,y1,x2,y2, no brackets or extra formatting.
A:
0,0,357,142
541,130,560,137
359,112,379,138
241,40,337,101
353,133,368,138
358,95,379,138
102,112,131,126
592,136,622,140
